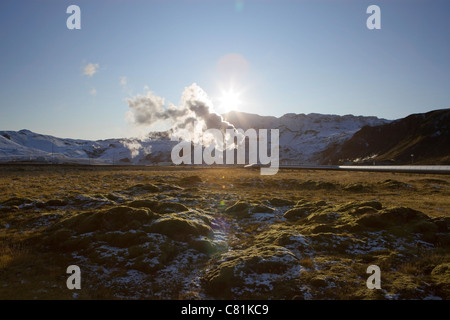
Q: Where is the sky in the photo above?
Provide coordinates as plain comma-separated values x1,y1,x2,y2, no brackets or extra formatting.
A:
0,0,449,140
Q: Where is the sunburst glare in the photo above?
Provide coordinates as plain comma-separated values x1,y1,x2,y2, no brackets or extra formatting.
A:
218,87,242,112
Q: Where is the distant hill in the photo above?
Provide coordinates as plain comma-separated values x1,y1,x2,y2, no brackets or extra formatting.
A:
223,111,388,164
0,129,176,165
320,109,450,165
2,109,448,165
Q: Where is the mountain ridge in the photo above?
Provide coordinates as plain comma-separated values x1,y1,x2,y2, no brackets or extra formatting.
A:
320,108,450,165
1,109,448,165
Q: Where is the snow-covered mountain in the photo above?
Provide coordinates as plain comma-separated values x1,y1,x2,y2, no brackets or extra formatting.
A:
0,112,389,165
223,111,389,164
0,130,176,165
319,108,450,165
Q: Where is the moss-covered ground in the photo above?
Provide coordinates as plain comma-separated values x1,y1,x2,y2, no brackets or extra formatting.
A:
0,165,449,299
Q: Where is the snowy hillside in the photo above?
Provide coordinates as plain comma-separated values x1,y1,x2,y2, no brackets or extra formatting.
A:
0,129,176,165
319,108,450,165
0,112,389,165
223,111,389,164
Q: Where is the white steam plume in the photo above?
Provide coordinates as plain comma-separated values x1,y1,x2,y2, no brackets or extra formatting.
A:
121,140,143,158
126,83,244,149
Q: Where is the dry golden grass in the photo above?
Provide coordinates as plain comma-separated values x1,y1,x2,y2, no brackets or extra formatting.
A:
0,165,449,217
299,257,314,269
0,164,449,299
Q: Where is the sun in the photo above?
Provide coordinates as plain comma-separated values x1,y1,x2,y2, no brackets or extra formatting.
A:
218,88,242,112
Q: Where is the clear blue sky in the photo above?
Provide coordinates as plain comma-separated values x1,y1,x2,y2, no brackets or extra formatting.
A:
1,0,449,140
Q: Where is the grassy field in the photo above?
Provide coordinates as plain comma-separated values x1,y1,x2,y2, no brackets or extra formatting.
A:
0,164,449,299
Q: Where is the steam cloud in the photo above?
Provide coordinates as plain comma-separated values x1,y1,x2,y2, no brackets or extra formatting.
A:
121,140,142,158
126,83,241,147
120,140,152,158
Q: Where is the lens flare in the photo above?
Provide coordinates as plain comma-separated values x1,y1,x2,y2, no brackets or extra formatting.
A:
218,88,242,112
